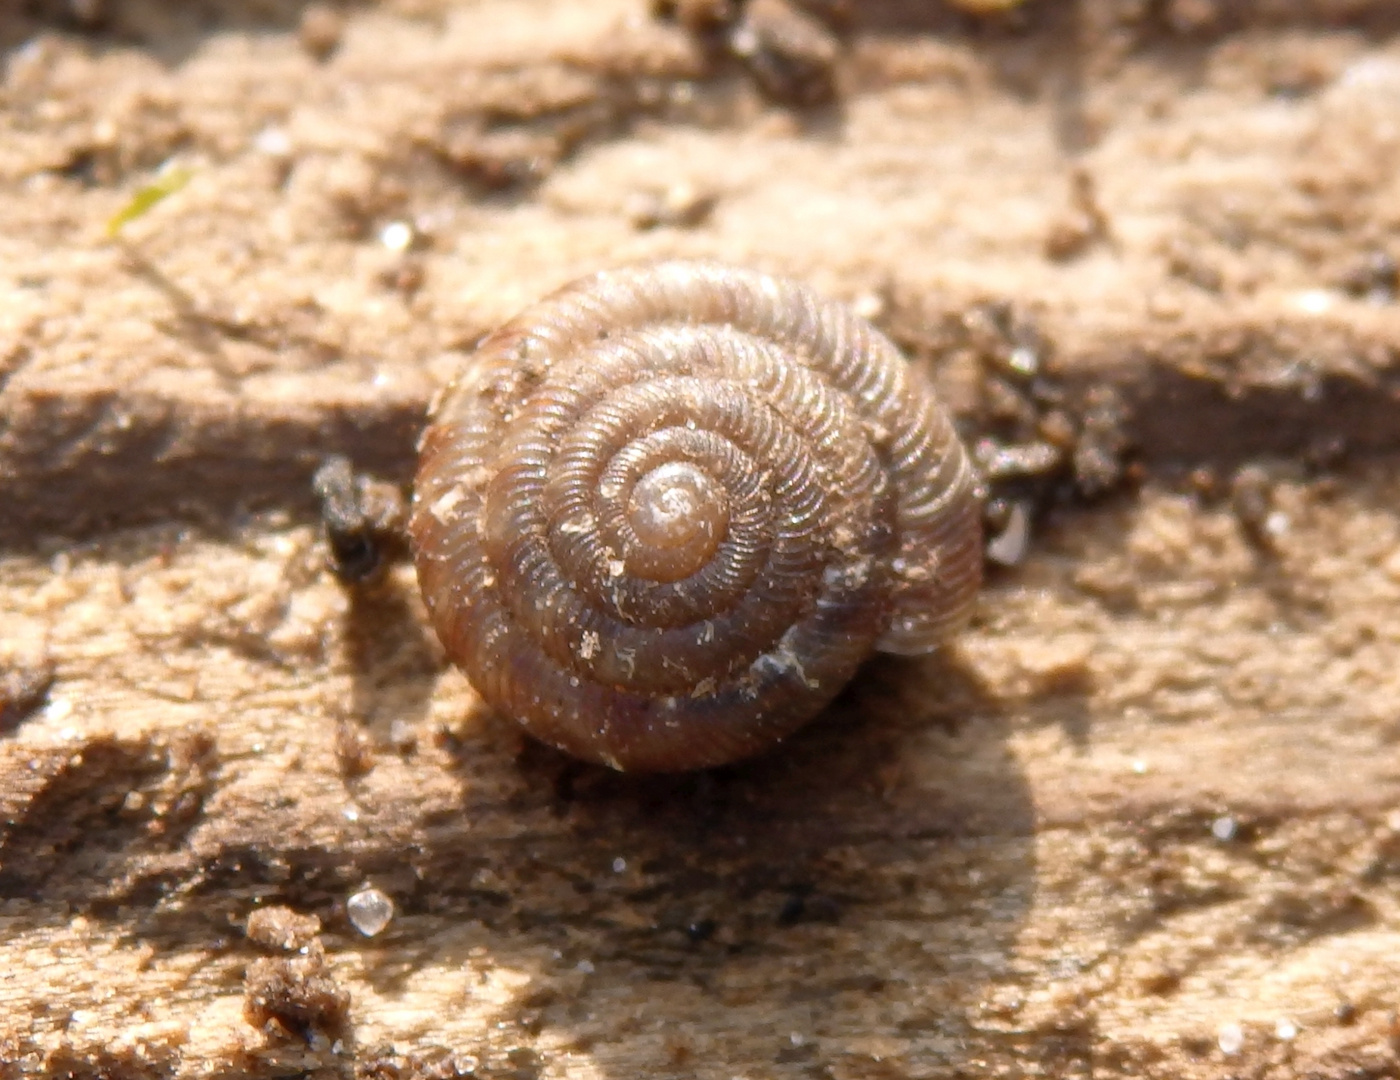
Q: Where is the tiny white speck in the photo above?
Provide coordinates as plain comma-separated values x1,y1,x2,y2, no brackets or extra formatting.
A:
1275,1018,1297,1040
851,292,884,320
1211,816,1237,841
1008,345,1039,376
1264,511,1290,538
789,1032,807,1047
45,697,73,723
379,220,414,252
575,959,595,974
1131,759,1148,775
342,805,360,822
1336,56,1400,93
347,886,395,937
1218,1022,1244,1055
890,555,933,580
429,487,465,522
1292,289,1335,316
254,126,291,157
612,857,627,873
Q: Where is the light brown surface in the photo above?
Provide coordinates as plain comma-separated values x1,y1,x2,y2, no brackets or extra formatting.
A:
2,2,1400,1077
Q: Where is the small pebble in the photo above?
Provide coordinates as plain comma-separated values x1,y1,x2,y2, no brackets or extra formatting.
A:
69,0,106,24
246,906,321,952
1275,1018,1298,1040
1007,344,1039,377
1217,1022,1244,1055
346,887,395,937
1211,815,1237,842
1339,250,1398,304
627,181,716,229
985,500,1032,567
0,659,55,732
975,438,1062,480
651,0,736,31
299,3,345,60
389,718,417,753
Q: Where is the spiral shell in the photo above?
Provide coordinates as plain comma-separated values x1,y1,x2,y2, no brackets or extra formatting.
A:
411,261,981,772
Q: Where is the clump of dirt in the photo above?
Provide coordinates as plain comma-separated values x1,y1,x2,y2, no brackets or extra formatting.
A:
243,942,351,1043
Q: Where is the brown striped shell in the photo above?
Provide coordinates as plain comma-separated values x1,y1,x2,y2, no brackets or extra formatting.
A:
411,261,981,772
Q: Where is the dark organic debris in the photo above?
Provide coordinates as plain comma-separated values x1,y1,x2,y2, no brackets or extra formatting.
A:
243,942,351,1041
313,456,408,583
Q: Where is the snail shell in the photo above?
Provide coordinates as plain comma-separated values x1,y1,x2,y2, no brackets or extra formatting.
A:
411,261,981,772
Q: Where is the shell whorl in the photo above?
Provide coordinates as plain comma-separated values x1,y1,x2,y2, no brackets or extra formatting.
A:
411,261,981,772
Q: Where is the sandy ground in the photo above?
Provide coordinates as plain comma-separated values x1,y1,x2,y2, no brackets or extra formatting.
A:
2,1,1400,1077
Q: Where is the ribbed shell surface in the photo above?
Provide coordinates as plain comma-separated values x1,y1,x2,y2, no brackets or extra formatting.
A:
411,261,981,772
